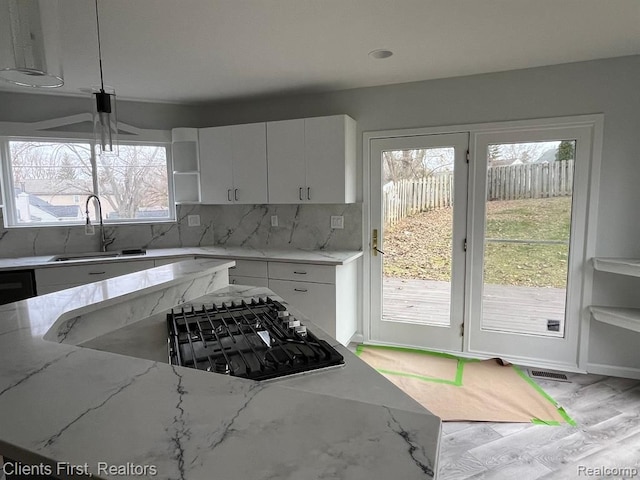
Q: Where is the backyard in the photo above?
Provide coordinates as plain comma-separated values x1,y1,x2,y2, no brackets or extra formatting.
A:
383,196,572,288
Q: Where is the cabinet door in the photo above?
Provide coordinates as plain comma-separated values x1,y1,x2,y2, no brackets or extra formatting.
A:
231,123,268,204
305,115,356,203
199,126,234,204
267,119,306,203
268,279,336,338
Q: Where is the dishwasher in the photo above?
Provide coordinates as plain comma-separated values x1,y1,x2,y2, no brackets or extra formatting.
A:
0,270,37,306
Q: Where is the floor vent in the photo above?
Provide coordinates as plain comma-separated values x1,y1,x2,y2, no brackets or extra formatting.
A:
528,369,570,382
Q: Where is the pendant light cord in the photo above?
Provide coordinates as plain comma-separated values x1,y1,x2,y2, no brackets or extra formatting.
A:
95,0,105,92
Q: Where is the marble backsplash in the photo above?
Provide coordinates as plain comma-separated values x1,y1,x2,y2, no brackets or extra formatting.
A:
0,203,362,258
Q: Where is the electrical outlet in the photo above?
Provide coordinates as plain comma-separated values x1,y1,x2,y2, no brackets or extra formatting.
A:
188,214,201,227
271,215,278,227
330,216,344,229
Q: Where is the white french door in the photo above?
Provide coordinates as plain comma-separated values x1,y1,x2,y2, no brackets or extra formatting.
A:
465,126,593,367
368,119,598,368
369,133,469,352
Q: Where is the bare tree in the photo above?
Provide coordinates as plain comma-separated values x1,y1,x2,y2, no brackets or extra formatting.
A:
383,148,454,183
8,141,168,219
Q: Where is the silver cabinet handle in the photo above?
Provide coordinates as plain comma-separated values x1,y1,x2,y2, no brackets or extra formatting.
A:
307,187,311,200
227,189,232,202
88,271,106,275
299,187,303,201
294,288,308,293
234,188,238,201
293,271,307,275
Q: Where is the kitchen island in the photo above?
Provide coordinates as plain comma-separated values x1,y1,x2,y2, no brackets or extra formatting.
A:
0,259,440,479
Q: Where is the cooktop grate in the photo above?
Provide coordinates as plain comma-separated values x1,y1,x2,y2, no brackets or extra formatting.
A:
167,297,344,381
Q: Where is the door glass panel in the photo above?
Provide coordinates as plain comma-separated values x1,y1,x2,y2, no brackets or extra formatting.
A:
481,140,575,337
382,147,455,326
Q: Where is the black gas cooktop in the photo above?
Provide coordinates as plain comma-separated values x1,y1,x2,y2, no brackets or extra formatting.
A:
167,297,344,381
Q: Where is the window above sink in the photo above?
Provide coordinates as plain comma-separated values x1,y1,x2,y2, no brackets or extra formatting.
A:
0,114,175,229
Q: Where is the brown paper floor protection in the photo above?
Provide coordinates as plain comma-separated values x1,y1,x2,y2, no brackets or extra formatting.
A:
357,345,573,424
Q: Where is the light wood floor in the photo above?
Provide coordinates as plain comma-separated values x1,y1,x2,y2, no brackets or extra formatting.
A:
384,277,566,337
438,372,640,479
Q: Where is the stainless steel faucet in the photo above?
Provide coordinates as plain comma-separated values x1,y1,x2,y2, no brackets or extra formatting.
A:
85,195,115,252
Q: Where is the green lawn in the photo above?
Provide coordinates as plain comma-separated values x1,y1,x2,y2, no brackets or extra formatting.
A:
383,197,572,288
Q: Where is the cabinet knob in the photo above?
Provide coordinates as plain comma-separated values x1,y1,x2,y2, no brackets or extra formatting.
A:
307,187,311,200
294,288,308,293
227,189,232,202
299,187,303,201
234,188,239,201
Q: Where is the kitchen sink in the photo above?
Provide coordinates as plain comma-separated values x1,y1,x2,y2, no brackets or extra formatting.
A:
50,249,147,262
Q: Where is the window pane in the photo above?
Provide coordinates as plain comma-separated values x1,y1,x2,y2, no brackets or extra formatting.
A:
96,145,170,221
8,141,93,224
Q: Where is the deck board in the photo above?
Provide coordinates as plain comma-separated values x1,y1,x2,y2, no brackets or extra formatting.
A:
383,277,566,336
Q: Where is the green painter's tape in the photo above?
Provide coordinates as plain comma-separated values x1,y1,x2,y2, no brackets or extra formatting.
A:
513,365,577,426
531,418,561,426
375,368,461,385
357,344,466,386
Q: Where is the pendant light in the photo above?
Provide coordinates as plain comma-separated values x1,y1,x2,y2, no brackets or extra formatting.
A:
92,0,118,156
0,0,64,87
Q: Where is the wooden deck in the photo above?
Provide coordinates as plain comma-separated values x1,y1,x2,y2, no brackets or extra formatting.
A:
383,277,566,337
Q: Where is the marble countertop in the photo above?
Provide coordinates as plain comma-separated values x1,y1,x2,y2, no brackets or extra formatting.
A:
0,246,363,271
0,259,440,480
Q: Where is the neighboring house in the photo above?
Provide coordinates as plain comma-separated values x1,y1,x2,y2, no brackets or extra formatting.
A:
15,179,117,219
534,148,558,164
14,190,83,223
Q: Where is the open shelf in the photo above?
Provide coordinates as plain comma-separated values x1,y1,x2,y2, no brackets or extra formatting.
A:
590,306,640,333
592,258,640,278
173,172,200,203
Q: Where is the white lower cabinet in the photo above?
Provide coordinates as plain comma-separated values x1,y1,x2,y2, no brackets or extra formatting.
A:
35,260,155,295
267,260,357,345
229,275,269,287
268,278,336,338
228,260,269,287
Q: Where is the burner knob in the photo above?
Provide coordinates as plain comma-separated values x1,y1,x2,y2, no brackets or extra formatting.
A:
209,357,230,374
288,319,301,329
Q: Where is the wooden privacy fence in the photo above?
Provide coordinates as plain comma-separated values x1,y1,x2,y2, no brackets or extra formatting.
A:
384,160,574,225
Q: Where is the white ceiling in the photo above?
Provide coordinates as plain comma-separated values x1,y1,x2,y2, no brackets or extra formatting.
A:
2,0,640,104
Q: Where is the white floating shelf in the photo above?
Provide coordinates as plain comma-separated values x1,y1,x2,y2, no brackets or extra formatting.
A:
590,306,640,333
592,258,640,278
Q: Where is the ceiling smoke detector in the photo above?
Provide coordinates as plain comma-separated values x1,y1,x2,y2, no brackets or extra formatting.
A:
368,49,393,60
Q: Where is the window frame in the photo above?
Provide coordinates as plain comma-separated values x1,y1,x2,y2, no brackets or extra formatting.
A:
0,135,176,227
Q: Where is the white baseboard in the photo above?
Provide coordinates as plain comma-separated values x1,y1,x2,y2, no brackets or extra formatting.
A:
585,363,640,380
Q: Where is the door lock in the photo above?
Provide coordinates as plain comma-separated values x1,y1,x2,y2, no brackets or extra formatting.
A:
372,229,385,256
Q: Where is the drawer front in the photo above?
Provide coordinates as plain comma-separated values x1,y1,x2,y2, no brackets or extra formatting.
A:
267,262,335,284
229,275,269,288
36,260,155,287
267,279,336,336
228,259,268,278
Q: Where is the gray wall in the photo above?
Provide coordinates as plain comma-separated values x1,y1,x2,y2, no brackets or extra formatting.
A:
191,55,640,373
2,55,640,373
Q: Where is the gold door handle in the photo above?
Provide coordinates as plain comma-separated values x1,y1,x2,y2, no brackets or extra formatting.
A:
372,229,385,256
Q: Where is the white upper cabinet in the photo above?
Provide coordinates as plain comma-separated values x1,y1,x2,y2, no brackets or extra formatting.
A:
267,114,356,204
231,123,268,204
199,123,267,204
266,119,307,203
305,115,356,203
